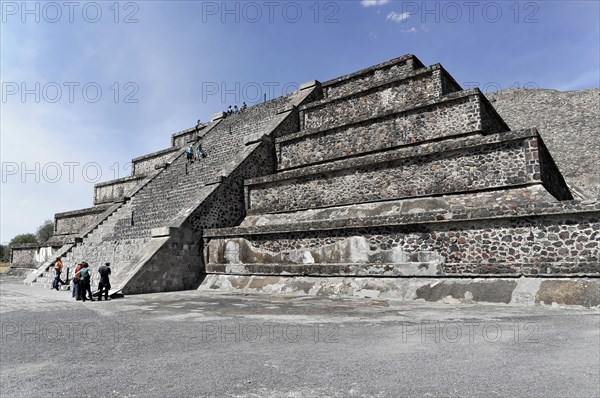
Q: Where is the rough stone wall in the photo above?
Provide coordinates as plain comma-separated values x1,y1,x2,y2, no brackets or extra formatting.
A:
121,232,201,294
94,175,145,204
172,128,198,147
65,220,163,291
65,236,152,286
536,136,573,201
279,93,502,169
67,238,149,268
10,245,56,268
272,108,300,139
479,94,510,133
132,148,179,176
487,88,600,197
10,246,37,268
187,141,277,232
54,206,110,235
322,54,423,100
229,186,558,232
302,68,449,130
250,138,537,214
215,212,599,276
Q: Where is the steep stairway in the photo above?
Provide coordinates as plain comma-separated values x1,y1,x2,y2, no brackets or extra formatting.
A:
26,85,318,295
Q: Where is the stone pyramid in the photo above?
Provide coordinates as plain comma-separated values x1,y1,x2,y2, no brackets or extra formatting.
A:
22,55,599,306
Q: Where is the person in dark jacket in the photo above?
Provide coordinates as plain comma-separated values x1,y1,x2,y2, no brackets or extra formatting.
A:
97,262,111,301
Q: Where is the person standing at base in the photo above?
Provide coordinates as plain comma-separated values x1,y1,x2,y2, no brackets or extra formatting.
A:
52,257,65,290
72,262,83,299
97,262,111,301
79,263,94,302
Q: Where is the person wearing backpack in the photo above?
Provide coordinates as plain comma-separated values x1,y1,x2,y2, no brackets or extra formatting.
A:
79,263,94,302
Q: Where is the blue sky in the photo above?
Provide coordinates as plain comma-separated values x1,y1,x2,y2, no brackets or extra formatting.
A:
1,0,599,243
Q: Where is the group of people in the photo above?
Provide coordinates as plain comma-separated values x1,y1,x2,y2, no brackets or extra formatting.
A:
226,102,247,116
51,257,112,302
186,141,208,163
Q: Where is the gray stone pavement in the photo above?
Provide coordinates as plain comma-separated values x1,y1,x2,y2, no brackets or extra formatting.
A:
0,276,599,398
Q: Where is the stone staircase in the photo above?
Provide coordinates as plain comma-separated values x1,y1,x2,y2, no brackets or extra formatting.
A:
26,84,319,294
30,269,70,290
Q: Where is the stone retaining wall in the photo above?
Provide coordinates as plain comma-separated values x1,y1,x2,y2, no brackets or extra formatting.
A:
132,147,179,176
488,88,600,198
279,91,505,169
171,127,199,147
10,244,56,268
94,175,146,204
251,135,542,214
321,54,425,100
54,205,111,235
301,67,454,130
205,210,599,277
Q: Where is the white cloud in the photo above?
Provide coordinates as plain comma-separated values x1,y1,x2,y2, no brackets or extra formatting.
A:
361,0,390,7
386,11,410,23
402,27,417,33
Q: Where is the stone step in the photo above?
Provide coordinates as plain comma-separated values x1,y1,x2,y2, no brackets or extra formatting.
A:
34,277,59,284
205,235,439,277
203,199,599,279
31,282,71,291
206,261,443,277
278,89,507,170
246,130,563,215
298,64,461,133
320,54,424,101
205,186,559,238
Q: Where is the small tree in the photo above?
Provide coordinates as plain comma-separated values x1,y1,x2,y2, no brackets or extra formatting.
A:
9,234,38,246
0,244,9,262
36,219,55,243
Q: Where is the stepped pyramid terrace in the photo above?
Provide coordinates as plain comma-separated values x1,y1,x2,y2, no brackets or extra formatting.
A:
13,54,600,306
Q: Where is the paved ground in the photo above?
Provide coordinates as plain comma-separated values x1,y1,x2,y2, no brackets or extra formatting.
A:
0,276,599,398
